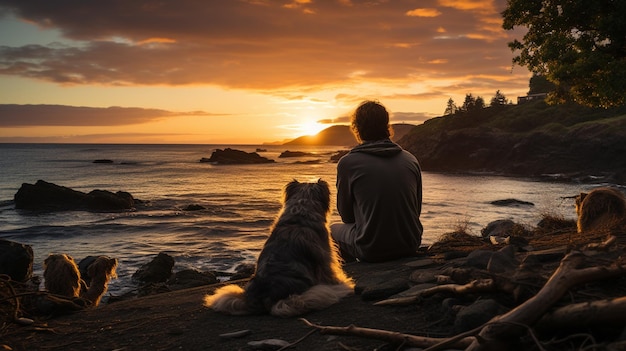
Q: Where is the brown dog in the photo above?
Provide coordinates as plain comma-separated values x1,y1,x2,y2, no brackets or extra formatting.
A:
80,256,118,306
43,253,82,298
44,253,118,307
204,179,354,317
575,187,626,233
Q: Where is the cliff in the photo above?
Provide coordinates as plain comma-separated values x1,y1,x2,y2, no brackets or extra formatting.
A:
397,100,626,183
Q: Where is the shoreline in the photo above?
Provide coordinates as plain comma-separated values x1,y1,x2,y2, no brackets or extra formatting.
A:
3,222,626,351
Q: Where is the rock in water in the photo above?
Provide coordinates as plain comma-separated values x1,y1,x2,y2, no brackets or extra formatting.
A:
14,180,136,211
200,148,274,164
132,252,175,283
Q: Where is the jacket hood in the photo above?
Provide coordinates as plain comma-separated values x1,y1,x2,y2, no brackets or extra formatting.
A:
350,139,403,157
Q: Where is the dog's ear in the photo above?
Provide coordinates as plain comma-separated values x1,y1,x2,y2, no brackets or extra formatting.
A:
317,178,329,189
284,180,302,200
313,180,331,210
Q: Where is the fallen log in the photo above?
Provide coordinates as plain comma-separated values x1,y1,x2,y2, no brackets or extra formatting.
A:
374,279,495,306
536,296,626,330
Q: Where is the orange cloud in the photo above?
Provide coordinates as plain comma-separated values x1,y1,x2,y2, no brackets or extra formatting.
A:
0,0,523,93
438,0,496,13
406,8,442,17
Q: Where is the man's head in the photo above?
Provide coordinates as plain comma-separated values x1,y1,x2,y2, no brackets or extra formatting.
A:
351,100,393,143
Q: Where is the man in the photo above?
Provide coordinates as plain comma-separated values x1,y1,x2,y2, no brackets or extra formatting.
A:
331,100,423,262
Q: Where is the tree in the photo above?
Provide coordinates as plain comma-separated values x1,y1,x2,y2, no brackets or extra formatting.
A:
528,74,556,95
474,96,485,110
502,0,626,108
460,94,476,113
459,94,485,113
490,90,508,107
444,98,457,115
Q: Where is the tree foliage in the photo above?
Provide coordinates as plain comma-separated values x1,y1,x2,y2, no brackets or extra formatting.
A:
459,94,485,113
502,0,626,108
528,74,556,95
444,98,457,116
490,90,508,107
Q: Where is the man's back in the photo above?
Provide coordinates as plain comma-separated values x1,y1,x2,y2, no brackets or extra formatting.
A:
335,140,423,262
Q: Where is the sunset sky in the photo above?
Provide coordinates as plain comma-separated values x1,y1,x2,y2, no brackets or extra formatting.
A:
0,0,531,145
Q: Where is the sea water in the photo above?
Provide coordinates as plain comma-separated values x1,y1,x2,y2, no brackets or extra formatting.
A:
0,143,607,295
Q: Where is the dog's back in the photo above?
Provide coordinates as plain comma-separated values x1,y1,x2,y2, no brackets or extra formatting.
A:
576,187,626,233
205,179,353,317
44,253,82,298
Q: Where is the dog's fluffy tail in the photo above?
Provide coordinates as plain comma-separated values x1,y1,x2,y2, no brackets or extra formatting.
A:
271,283,353,317
204,284,250,315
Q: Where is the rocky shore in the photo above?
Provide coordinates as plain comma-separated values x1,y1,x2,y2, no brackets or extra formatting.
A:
396,101,626,185
2,211,626,351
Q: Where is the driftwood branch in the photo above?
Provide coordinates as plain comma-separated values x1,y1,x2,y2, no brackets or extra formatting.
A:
536,296,626,330
374,279,495,306
297,251,626,351
299,318,474,350
467,251,626,350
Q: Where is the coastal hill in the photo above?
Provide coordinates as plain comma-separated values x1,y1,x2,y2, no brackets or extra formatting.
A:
282,123,416,146
397,100,626,183
278,100,625,183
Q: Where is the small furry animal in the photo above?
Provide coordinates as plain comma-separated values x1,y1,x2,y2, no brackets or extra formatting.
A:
80,256,118,306
43,253,82,298
204,179,354,317
575,187,626,233
44,253,118,307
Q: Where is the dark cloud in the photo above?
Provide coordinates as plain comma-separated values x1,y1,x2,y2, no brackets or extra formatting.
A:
0,133,201,143
0,104,213,126
0,0,525,90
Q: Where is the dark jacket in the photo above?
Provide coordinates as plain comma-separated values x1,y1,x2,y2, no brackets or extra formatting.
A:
336,139,423,262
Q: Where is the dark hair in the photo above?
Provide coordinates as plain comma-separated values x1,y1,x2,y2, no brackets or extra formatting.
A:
350,100,393,143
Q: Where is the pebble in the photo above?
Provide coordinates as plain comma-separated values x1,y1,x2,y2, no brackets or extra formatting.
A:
247,339,290,350
219,329,252,339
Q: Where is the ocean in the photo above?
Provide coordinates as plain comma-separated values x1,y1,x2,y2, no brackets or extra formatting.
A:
0,143,607,296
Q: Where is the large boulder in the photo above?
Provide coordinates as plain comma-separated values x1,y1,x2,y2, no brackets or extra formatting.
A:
0,239,34,282
278,150,316,158
84,190,135,211
132,252,175,283
200,148,274,164
14,180,136,211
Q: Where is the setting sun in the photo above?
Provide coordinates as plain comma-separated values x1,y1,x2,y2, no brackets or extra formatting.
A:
298,121,328,136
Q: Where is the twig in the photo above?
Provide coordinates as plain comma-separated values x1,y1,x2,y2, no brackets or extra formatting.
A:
299,318,473,349
276,328,319,351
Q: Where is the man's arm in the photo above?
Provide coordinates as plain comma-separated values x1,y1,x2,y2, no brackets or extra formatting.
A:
336,160,355,223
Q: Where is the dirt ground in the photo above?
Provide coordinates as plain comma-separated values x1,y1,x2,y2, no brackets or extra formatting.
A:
2,259,449,351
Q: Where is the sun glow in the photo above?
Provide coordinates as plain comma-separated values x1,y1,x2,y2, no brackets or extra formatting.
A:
298,121,327,136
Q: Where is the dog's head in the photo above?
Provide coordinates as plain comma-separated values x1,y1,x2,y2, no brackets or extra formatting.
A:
44,253,76,269
283,179,331,215
87,256,119,280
